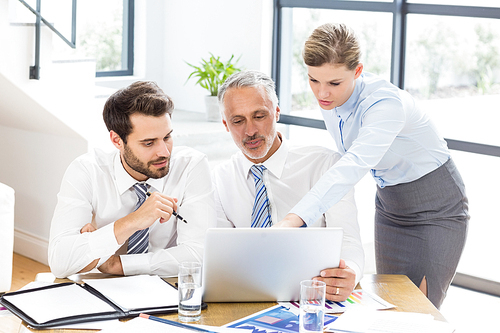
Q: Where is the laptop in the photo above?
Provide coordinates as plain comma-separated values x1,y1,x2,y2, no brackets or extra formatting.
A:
202,227,343,302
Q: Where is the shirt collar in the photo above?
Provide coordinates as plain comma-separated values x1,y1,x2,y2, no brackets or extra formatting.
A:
243,132,289,180
114,151,166,195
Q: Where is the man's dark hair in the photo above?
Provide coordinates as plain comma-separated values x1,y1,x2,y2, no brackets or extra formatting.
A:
103,81,174,143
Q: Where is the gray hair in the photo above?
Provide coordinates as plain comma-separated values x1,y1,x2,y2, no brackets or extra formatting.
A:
218,70,279,116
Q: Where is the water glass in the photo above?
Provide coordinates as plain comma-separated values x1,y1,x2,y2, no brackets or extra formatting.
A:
299,280,326,333
178,262,202,322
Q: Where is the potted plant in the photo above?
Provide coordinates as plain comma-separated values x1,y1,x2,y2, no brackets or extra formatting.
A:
186,53,242,121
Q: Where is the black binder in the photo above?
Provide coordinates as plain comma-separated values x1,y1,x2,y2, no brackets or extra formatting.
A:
0,279,179,329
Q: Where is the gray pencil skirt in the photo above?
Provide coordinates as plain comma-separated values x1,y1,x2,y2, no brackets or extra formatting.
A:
374,158,469,309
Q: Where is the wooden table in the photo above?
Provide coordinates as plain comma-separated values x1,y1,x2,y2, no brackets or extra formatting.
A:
0,274,446,333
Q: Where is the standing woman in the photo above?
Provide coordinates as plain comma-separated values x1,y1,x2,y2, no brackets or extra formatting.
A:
277,23,469,309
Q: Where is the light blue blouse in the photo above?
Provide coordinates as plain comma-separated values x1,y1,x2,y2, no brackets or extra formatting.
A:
291,72,450,225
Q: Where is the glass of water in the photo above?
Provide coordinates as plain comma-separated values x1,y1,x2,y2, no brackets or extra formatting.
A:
299,280,326,333
178,262,202,322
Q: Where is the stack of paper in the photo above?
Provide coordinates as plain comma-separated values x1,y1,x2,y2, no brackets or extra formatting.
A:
325,308,455,333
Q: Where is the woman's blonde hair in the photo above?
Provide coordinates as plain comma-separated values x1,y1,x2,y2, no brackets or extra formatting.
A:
303,23,361,71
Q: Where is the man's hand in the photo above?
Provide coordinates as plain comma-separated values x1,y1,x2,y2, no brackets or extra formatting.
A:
98,255,124,275
80,223,96,233
313,259,356,302
272,213,305,228
77,223,98,273
133,191,177,228
79,223,124,275
114,192,178,244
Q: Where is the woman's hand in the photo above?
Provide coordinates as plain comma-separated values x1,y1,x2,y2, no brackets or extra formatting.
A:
272,213,306,228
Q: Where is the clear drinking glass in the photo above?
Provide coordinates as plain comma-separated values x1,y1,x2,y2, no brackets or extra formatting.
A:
178,262,202,322
299,280,326,333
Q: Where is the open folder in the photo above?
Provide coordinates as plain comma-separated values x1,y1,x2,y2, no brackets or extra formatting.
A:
0,275,178,329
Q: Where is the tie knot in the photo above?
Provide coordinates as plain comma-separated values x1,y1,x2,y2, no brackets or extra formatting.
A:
250,165,266,181
133,183,149,197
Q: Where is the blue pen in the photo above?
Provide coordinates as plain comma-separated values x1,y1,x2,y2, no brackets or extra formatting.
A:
139,313,213,333
146,191,188,224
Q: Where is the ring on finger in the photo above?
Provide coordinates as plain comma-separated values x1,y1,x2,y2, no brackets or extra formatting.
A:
335,287,340,295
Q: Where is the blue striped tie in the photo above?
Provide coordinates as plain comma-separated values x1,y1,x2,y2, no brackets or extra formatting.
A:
250,165,272,228
127,183,150,254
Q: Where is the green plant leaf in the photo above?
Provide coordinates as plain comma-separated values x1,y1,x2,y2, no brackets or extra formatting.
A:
185,53,243,96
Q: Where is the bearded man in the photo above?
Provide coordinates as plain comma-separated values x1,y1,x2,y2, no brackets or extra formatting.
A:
49,81,215,278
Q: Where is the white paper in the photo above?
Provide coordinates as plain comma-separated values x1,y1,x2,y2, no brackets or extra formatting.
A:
194,324,243,333
99,316,181,333
1,281,55,318
99,316,211,333
18,281,55,291
325,308,455,333
32,319,119,330
83,275,178,310
99,317,242,333
4,284,116,324
0,305,13,317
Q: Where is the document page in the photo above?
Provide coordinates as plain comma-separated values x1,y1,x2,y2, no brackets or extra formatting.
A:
99,316,198,333
325,308,455,333
83,275,178,310
4,284,116,324
100,317,238,333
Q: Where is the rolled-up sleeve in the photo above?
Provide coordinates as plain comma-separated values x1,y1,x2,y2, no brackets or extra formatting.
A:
48,161,122,278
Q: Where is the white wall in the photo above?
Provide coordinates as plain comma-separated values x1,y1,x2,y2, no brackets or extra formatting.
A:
98,0,274,113
0,125,87,264
0,72,88,265
161,0,274,112
0,0,275,265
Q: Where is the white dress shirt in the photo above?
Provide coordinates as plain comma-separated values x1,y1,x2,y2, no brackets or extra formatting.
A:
291,72,450,225
49,146,216,278
213,137,364,283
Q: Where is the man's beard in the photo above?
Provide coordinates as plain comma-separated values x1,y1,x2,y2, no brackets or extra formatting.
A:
123,144,170,179
238,127,276,161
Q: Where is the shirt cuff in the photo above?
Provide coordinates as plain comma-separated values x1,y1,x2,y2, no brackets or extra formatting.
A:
290,202,324,226
120,253,151,276
88,222,121,258
96,255,112,269
344,259,362,286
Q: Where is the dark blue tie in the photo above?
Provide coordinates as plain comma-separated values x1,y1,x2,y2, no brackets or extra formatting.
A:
127,183,149,254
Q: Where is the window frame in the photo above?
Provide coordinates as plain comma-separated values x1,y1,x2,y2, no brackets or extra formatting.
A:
95,0,135,77
271,0,500,296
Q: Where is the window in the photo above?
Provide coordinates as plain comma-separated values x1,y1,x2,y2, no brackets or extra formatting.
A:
273,0,500,294
405,14,500,146
51,0,134,77
81,0,134,76
276,7,392,120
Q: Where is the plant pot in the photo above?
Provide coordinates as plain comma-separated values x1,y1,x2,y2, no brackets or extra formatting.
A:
204,95,221,122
